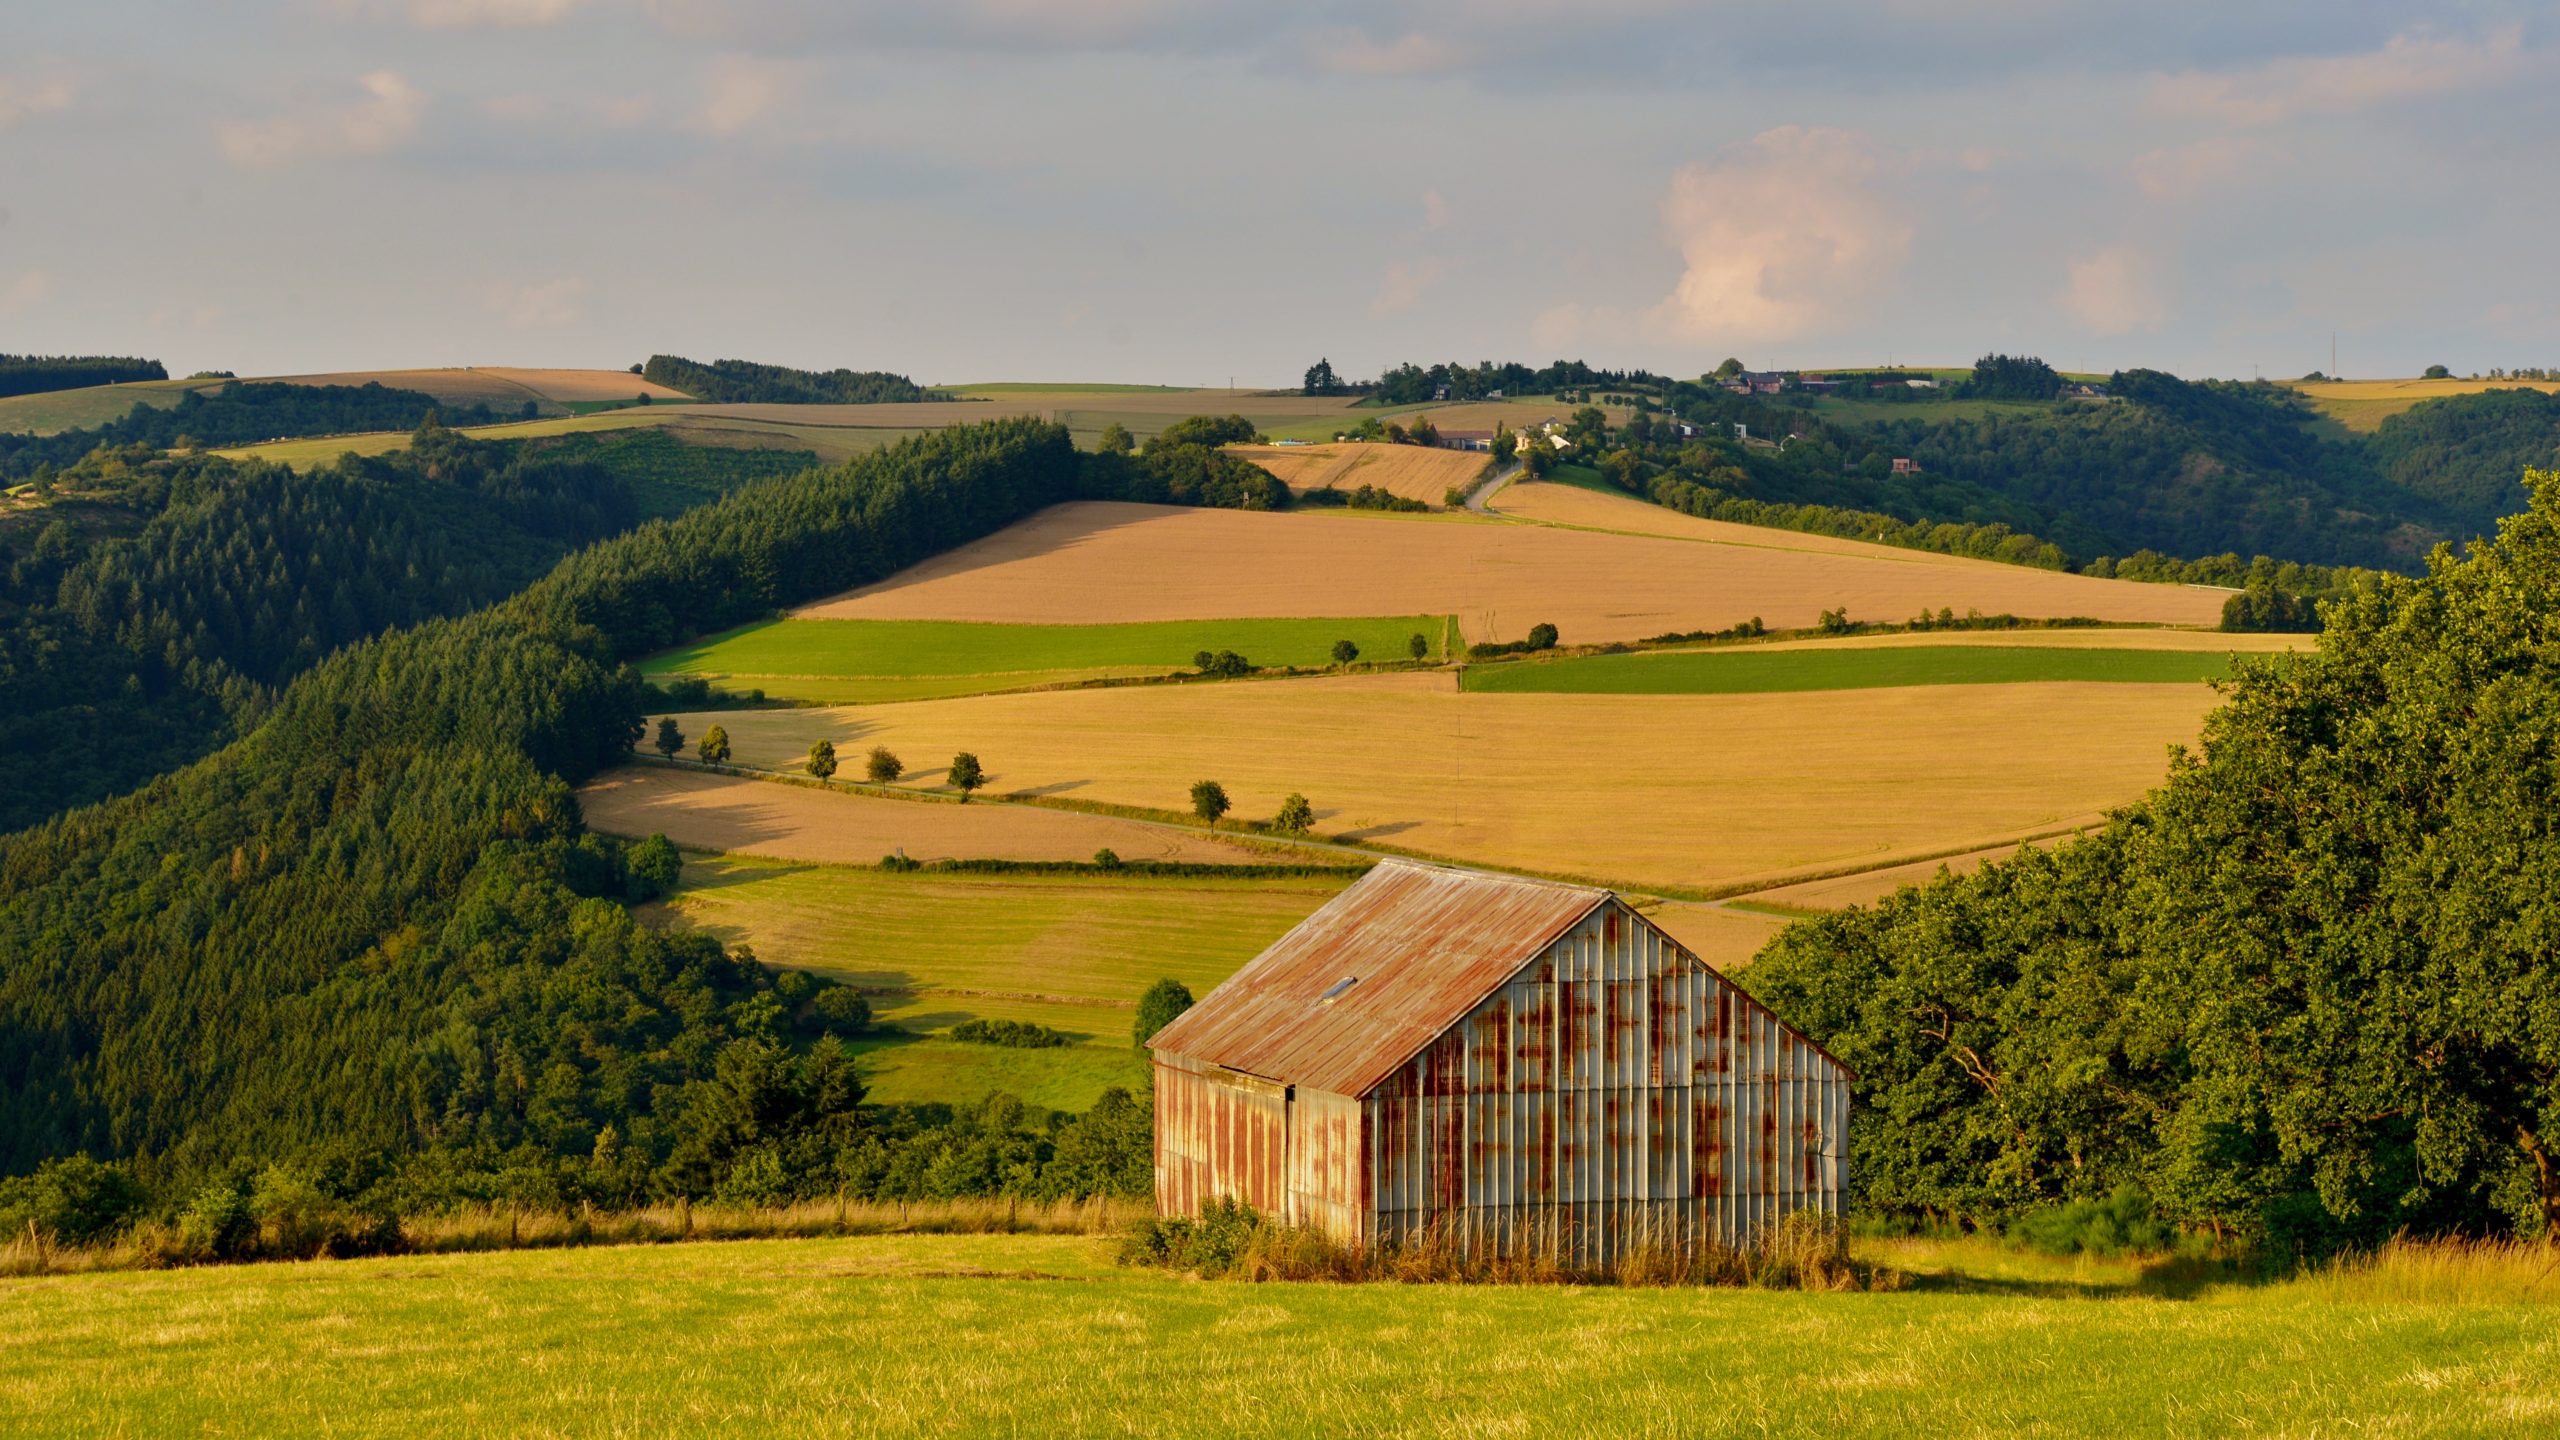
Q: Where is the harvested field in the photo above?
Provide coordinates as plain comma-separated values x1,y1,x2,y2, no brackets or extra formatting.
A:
2286,376,2560,432
798,500,2229,643
1226,442,1487,506
652,854,1349,1108
578,765,1292,867
1732,834,2076,912
215,408,931,469
1461,644,2251,695
469,367,693,402
666,671,2216,894
1640,902,1792,972
261,367,691,408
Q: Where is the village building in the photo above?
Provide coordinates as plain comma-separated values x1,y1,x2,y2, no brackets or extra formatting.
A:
1147,859,1852,1266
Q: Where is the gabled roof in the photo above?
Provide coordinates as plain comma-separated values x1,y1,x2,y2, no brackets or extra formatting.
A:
1145,858,1609,1098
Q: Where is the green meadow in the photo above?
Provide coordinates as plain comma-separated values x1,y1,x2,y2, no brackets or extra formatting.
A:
5,1230,2552,1438
654,856,1349,1109
1462,644,2242,695
646,614,1450,702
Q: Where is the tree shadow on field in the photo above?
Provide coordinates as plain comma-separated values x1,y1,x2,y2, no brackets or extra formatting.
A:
1338,820,1422,842
677,859,818,893
1009,780,1091,798
1891,1252,2253,1301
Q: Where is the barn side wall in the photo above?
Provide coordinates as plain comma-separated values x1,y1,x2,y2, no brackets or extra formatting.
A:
1363,901,1848,1267
1153,1052,1289,1220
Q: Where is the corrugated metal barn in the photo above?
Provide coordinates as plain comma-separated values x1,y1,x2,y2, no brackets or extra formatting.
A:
1147,858,1852,1265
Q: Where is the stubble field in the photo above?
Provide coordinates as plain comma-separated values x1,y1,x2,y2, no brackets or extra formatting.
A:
1224,441,1487,505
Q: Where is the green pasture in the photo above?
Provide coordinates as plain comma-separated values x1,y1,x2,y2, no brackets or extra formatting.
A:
654,856,1348,1109
1463,644,2242,695
646,615,1451,701
0,378,215,435
213,408,934,469
6,1230,2552,1438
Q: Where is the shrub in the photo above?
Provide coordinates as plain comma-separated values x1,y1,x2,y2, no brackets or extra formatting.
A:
626,834,682,901
0,1155,146,1245
2008,1185,2180,1257
1194,650,1252,678
1134,978,1195,1046
866,745,904,783
949,1019,1072,1049
811,987,871,1034
1816,607,1854,635
1331,639,1359,665
1093,848,1122,869
1526,622,1559,650
1408,632,1430,660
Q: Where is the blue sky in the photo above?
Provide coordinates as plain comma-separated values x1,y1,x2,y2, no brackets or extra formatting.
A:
2,2,2554,384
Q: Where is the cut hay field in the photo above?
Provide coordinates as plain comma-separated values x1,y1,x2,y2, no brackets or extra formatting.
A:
649,855,1351,1108
1462,643,2252,695
663,670,2219,895
797,500,2229,644
8,1231,2553,1439
578,766,1300,869
2285,376,2560,432
644,614,1449,702
1225,441,1486,505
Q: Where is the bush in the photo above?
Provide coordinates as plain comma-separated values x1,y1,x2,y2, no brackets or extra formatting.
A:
1093,848,1122,869
0,1155,146,1245
1331,640,1359,665
949,1019,1072,1049
1134,978,1195,1046
2008,1185,2180,1257
1193,650,1252,678
1816,607,1854,635
1527,622,1559,650
626,834,682,901
811,987,872,1033
1408,632,1430,660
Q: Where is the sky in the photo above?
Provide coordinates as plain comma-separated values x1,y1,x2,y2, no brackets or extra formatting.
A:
2,1,2555,385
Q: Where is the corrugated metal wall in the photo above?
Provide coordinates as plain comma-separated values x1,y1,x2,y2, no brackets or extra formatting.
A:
1361,901,1848,1266
1153,1052,1290,1219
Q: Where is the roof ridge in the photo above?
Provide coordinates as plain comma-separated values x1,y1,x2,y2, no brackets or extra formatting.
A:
1371,855,1607,895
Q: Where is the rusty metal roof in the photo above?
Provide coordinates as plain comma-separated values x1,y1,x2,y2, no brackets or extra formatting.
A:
1147,858,1608,1098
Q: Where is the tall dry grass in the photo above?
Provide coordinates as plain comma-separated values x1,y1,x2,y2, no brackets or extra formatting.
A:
0,1195,1148,1280
2280,1234,2560,1307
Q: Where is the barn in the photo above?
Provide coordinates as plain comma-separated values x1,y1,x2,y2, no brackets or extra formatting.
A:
1147,858,1852,1266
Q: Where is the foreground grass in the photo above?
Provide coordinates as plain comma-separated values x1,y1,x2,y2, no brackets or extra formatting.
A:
646,614,1449,699
1462,643,2241,695
5,1231,2554,1438
656,857,1348,1108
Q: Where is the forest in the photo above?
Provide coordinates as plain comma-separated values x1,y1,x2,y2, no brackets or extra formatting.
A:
638,355,950,405
1750,470,2560,1250
0,353,166,397
0,418,1155,1254
0,380,516,483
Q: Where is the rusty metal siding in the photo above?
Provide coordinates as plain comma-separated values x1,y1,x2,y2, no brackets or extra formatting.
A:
1152,1052,1289,1220
1363,899,1850,1266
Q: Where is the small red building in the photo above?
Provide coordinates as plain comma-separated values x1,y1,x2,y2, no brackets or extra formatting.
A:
1146,859,1851,1264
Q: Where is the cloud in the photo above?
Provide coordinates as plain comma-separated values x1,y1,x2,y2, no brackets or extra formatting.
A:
2152,26,2527,126
0,270,51,316
1422,190,1448,230
491,277,585,329
692,55,810,137
1371,257,1446,316
2131,136,2285,200
0,73,75,129
220,71,425,165
1646,127,1909,347
2061,245,2165,335
1316,30,1469,77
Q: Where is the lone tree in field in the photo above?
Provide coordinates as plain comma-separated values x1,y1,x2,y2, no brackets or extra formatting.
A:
1191,780,1231,828
654,717,684,760
1135,978,1196,1047
865,746,904,784
949,751,985,801
1526,622,1559,650
1097,422,1135,455
1331,639,1360,666
1273,793,1315,834
806,739,837,780
697,724,730,765
1408,632,1430,661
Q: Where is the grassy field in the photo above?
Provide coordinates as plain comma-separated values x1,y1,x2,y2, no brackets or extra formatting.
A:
0,377,215,434
578,766,1304,868
798,500,2228,645
650,854,1350,1108
664,670,2219,895
1226,442,1487,506
645,614,1450,702
7,1230,2554,1437
1462,644,2246,695
2283,376,2560,432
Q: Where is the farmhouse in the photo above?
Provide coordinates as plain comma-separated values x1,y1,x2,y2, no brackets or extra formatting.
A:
1148,859,1851,1266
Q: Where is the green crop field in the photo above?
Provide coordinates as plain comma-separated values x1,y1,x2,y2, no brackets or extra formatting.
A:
646,614,1451,702
6,1230,2551,1437
0,378,216,435
1462,644,2244,695
652,856,1350,1109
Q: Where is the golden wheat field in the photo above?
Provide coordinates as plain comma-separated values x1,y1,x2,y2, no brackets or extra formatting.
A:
577,766,1297,867
1638,902,1794,970
795,500,2229,643
258,366,688,408
1225,442,1488,505
662,671,2216,893
2285,376,2560,432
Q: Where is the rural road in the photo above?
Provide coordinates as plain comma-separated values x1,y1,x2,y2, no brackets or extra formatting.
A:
1463,459,1522,513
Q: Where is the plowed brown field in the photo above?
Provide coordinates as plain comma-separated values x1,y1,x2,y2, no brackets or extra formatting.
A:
578,766,1292,866
1227,442,1488,505
662,671,2216,893
795,500,2228,643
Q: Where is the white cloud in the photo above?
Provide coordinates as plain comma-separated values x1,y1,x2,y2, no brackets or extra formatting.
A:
1316,30,1468,77
2061,245,2165,335
692,55,810,137
0,73,75,129
1645,127,1909,347
220,71,425,165
1371,257,1446,316
2152,27,2527,126
0,270,52,316
491,277,586,329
